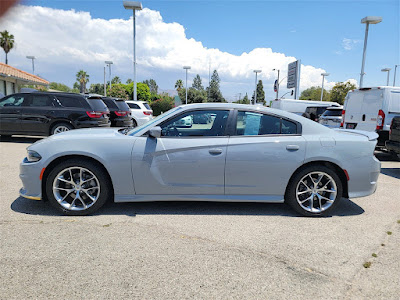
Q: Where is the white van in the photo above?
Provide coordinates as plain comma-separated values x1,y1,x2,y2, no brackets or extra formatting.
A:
341,86,400,146
270,98,340,115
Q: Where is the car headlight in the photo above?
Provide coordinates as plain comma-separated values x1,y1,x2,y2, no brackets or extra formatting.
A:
26,150,42,163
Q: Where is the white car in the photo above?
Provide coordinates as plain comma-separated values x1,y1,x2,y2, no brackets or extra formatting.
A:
318,106,343,128
126,101,153,127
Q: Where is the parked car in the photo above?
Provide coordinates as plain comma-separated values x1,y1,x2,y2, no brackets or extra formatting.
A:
385,116,400,158
318,106,343,128
125,101,153,127
19,103,380,217
88,96,132,127
0,92,110,137
270,98,340,115
173,115,193,127
341,86,400,146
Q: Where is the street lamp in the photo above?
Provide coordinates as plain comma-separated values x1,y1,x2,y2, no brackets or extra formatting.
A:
105,61,113,94
360,16,382,88
26,56,35,75
253,70,262,105
320,72,330,101
183,66,191,104
393,65,399,86
123,1,142,101
381,68,391,86
273,69,280,99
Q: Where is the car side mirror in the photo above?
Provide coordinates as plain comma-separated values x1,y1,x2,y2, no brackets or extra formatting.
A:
148,126,162,138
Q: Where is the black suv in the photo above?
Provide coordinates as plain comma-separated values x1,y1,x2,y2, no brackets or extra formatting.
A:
0,92,110,137
88,96,132,127
386,116,400,159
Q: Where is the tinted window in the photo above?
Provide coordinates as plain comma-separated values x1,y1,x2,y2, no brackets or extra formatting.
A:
115,100,130,111
236,111,297,135
102,98,118,109
322,109,342,117
160,110,229,137
29,95,53,107
127,103,140,109
143,103,151,110
0,95,24,107
87,99,108,111
56,95,82,108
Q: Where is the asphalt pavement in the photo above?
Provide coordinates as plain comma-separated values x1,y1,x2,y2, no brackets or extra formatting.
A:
1,136,399,299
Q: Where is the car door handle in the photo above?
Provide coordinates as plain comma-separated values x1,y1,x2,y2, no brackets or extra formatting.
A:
209,148,223,155
286,145,300,151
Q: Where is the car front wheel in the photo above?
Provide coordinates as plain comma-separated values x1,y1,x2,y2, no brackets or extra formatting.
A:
51,123,73,135
45,159,111,215
285,165,343,217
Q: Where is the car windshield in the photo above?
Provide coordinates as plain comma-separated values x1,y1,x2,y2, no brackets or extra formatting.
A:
322,109,342,117
127,106,182,135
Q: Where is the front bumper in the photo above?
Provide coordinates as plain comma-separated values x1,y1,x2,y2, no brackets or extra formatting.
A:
19,160,43,200
19,188,41,200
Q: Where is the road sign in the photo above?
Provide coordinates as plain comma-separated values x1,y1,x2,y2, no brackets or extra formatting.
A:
274,80,278,92
287,61,298,89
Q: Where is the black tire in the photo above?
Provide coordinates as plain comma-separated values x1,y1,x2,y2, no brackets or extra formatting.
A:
50,122,73,135
131,119,137,127
45,158,111,216
285,165,343,217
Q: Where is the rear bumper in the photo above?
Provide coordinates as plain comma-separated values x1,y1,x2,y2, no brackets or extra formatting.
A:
112,118,133,127
385,140,400,154
76,120,111,129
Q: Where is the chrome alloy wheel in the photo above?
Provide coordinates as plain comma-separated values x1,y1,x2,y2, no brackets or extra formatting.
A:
52,167,100,211
296,171,337,213
53,125,71,134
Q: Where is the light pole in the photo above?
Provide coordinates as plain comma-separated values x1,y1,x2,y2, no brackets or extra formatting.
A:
360,16,382,88
123,1,142,101
320,72,330,101
253,70,262,105
26,56,35,75
105,61,113,94
381,68,391,86
393,65,399,86
183,66,191,104
103,67,106,96
273,69,280,99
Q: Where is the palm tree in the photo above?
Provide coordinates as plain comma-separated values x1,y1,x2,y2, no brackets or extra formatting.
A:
175,79,183,92
0,30,15,65
76,70,90,93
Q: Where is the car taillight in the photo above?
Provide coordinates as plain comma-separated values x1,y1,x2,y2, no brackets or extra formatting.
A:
86,111,106,118
376,110,385,130
340,110,345,128
143,111,152,116
115,111,129,117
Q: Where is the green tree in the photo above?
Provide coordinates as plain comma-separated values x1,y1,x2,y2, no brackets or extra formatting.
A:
192,74,204,90
300,86,330,101
330,81,357,104
235,93,250,104
175,79,183,92
207,70,225,102
109,84,128,99
252,80,265,104
88,83,104,95
49,82,71,92
178,87,207,104
76,70,90,93
111,76,121,85
0,30,14,65
143,79,158,94
126,78,133,84
123,82,151,102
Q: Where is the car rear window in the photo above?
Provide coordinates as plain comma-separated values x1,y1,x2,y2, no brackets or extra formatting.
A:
322,109,342,117
115,100,130,111
143,103,151,110
102,98,118,109
127,103,140,109
87,99,108,111
55,95,83,108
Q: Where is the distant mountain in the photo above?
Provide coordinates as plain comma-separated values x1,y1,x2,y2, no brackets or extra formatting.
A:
159,89,178,97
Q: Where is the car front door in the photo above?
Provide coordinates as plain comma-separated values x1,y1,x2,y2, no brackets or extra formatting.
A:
225,110,306,198
132,109,232,195
0,94,25,134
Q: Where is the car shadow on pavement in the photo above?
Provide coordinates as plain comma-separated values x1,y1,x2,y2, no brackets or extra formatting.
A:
11,196,364,217
375,151,400,162
0,136,42,144
380,168,400,179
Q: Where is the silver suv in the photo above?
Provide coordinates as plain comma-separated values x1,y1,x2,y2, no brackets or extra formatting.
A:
318,106,343,128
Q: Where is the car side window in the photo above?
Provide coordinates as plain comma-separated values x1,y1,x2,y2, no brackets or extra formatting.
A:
236,111,297,135
0,95,24,107
160,110,229,137
56,96,82,108
29,95,54,107
127,103,140,109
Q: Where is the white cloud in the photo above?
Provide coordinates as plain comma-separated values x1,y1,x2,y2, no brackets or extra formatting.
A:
342,38,361,51
0,5,347,100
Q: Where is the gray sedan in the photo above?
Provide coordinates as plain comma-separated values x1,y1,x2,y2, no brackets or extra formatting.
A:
19,103,381,216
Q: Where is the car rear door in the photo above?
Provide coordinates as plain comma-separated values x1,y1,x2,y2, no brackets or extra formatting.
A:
131,109,232,195
0,94,25,134
225,110,306,198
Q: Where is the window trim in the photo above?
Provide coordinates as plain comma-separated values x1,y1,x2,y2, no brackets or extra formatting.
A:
231,109,302,137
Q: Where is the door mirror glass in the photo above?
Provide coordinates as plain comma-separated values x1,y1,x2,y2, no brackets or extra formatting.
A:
149,126,162,138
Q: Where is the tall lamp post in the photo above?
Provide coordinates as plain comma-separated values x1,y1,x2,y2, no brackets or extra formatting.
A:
320,72,330,101
105,61,113,94
273,69,280,99
123,1,142,101
183,66,191,104
393,65,399,86
381,68,391,86
360,16,382,88
26,56,35,75
253,69,262,105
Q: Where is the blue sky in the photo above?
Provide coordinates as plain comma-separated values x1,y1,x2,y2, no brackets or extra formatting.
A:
3,0,400,99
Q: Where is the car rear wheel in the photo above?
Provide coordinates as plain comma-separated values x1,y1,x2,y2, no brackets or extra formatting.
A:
285,165,342,217
51,123,73,135
45,159,111,215
131,119,137,127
